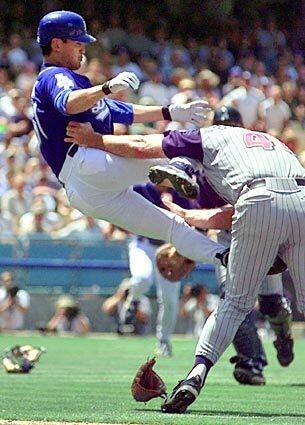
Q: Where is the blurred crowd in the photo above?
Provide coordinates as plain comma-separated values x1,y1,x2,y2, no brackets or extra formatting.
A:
0,12,303,243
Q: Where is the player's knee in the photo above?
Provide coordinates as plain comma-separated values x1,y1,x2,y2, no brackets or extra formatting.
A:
238,310,256,330
227,293,254,312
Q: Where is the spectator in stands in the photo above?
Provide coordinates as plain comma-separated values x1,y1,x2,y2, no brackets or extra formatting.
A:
7,33,28,71
102,278,151,335
170,78,198,105
47,295,90,334
111,46,144,81
15,61,37,92
179,284,219,338
251,61,268,88
55,215,104,239
1,173,32,229
102,13,128,51
6,89,33,138
19,198,63,236
196,69,221,104
0,202,14,237
254,18,286,74
293,84,305,129
281,127,301,154
125,18,154,56
85,58,107,86
0,271,30,330
222,66,243,96
282,81,297,111
138,62,169,105
222,71,265,129
259,85,291,132
166,67,190,99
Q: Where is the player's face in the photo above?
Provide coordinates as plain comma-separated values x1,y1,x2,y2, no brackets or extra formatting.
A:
59,40,86,70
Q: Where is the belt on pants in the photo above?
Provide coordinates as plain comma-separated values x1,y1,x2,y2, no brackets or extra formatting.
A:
247,177,305,191
59,144,79,186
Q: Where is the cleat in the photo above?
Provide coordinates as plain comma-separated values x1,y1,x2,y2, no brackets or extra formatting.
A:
230,355,266,385
273,336,294,367
156,341,173,357
149,164,199,199
233,367,266,385
161,375,201,414
117,301,139,335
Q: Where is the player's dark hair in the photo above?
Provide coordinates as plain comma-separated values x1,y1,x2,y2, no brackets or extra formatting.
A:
41,38,67,56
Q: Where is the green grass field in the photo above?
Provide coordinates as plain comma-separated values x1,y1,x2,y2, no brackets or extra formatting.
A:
0,334,305,425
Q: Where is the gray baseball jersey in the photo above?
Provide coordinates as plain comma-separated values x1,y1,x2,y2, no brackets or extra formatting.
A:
199,125,305,204
164,126,305,365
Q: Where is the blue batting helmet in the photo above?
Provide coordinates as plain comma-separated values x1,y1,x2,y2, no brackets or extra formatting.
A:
37,10,96,46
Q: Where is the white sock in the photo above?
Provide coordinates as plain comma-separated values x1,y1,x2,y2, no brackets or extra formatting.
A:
186,364,207,386
169,156,203,173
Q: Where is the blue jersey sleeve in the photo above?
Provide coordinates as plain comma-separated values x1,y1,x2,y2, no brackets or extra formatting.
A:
104,99,134,125
43,69,78,115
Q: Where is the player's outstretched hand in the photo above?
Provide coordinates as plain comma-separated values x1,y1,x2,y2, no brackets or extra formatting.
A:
65,121,99,148
103,72,140,94
168,100,211,126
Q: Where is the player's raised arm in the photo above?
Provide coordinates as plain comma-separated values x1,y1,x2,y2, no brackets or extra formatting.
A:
65,72,140,114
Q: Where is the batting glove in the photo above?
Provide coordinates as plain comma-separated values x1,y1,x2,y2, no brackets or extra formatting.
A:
165,100,211,126
102,72,140,94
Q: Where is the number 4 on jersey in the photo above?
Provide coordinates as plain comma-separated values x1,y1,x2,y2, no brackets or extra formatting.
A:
244,131,292,153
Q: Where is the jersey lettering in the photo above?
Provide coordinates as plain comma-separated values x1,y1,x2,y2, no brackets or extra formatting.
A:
91,100,110,121
55,73,74,90
244,131,274,150
244,131,292,153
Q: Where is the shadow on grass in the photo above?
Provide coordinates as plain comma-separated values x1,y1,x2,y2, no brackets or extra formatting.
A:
135,408,305,418
289,383,305,387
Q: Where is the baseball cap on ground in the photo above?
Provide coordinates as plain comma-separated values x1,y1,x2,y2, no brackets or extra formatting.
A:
37,10,96,46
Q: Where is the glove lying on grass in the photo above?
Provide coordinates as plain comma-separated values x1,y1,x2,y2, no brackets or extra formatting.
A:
2,345,45,373
131,357,167,402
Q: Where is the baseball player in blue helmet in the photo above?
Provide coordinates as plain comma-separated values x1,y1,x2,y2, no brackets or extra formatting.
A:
32,11,230,299
37,10,96,46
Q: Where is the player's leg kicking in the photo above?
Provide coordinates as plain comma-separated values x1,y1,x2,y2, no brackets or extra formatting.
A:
59,148,227,267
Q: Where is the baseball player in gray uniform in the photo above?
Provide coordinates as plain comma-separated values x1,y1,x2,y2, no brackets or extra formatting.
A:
148,126,305,413
205,108,294,382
